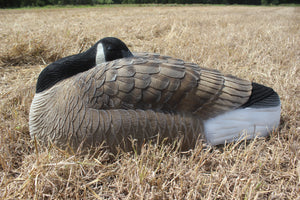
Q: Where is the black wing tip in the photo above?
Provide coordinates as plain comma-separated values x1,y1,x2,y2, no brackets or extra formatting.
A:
241,82,280,108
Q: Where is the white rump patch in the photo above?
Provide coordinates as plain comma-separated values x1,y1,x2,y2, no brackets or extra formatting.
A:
96,43,105,65
204,105,281,145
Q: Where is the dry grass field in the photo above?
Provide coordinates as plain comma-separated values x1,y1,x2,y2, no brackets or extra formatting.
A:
0,5,299,199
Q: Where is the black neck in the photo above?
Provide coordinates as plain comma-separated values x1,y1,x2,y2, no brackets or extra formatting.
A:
36,47,96,93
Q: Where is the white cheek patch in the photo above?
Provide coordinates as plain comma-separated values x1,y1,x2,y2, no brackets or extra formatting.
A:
96,43,105,66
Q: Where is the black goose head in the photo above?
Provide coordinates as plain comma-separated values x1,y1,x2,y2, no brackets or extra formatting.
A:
95,37,134,63
36,37,133,93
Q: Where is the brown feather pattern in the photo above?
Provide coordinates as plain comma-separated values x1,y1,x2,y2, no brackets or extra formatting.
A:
29,53,252,151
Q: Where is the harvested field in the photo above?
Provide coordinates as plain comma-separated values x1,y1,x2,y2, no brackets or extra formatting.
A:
0,6,299,199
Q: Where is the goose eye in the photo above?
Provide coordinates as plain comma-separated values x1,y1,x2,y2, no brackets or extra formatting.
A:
107,45,117,52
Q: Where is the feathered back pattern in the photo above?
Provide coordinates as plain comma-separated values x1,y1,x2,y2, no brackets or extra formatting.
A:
29,53,252,151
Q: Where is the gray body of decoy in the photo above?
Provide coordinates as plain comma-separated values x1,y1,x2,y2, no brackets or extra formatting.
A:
29,37,281,152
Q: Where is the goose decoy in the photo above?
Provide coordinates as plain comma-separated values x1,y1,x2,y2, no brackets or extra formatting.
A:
29,37,281,152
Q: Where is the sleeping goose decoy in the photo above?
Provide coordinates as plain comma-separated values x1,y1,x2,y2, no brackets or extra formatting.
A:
29,37,281,152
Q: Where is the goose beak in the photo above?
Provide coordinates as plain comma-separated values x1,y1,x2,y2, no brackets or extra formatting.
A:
122,50,134,58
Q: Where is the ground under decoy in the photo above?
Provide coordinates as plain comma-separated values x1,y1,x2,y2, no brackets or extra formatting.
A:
29,37,281,152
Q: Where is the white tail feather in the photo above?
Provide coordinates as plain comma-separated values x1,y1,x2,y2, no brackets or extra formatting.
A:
204,105,281,145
